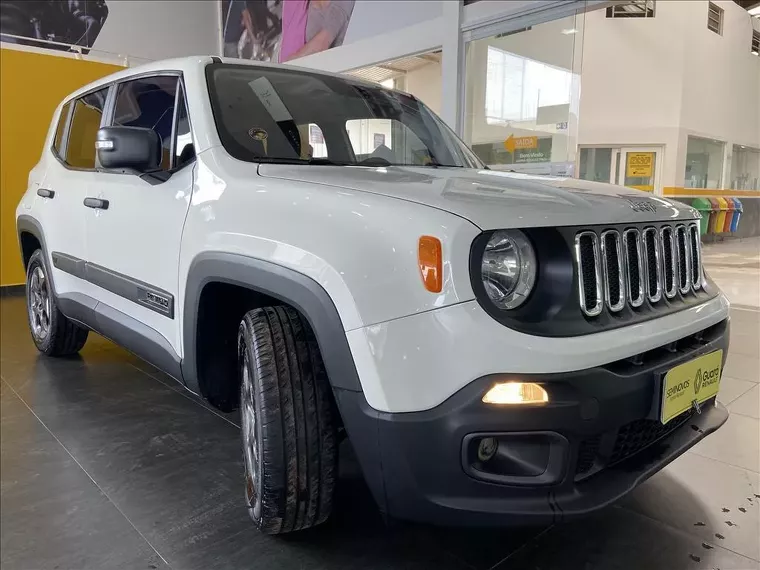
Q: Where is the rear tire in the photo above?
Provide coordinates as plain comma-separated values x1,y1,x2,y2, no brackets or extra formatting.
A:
25,249,88,356
238,306,337,534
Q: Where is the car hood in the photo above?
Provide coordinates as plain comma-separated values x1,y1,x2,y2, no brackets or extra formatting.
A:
257,164,697,230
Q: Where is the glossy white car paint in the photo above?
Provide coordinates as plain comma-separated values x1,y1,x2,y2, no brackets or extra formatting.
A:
258,164,699,229
83,164,194,354
349,294,731,413
20,102,82,298
16,56,731,416
177,148,481,337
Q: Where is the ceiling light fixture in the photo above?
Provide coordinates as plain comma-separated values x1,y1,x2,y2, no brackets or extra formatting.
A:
561,28,578,34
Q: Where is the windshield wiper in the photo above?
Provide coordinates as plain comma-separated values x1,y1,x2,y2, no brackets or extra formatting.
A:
305,157,347,166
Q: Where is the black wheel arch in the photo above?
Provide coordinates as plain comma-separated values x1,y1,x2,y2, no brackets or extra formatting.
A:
181,252,363,397
17,215,52,286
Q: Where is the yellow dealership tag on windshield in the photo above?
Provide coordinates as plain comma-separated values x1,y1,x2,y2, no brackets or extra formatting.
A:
661,350,723,424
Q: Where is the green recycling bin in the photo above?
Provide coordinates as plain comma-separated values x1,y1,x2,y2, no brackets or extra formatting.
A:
691,198,712,235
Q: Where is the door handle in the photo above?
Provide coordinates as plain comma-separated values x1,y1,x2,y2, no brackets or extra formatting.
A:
37,188,55,198
83,197,109,210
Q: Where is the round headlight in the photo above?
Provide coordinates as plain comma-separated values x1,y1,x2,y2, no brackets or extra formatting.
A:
481,230,536,310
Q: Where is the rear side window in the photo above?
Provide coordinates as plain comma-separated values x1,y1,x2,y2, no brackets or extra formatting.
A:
53,101,72,157
66,88,109,169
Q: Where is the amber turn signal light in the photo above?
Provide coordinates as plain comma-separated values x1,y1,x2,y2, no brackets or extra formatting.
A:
418,236,443,293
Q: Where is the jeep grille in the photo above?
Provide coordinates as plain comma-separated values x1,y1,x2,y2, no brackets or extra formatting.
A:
575,222,702,317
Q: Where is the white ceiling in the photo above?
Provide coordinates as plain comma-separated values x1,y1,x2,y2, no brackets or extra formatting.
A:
346,51,442,84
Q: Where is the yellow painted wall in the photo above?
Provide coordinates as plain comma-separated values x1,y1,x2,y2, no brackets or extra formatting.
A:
0,48,122,286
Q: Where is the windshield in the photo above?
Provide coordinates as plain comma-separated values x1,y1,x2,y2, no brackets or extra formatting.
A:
206,63,484,169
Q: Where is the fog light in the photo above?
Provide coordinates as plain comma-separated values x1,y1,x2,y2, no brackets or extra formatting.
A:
477,437,498,462
482,382,548,405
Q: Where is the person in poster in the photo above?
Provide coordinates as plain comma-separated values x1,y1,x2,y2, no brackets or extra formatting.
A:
281,0,355,62
222,0,354,63
222,0,282,61
279,0,308,62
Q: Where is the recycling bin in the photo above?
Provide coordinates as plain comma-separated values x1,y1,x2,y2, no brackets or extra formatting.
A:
722,198,735,233
707,198,721,233
729,198,743,232
691,197,713,235
713,198,729,233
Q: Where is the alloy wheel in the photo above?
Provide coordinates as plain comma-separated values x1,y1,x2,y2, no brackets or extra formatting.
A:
241,351,262,519
28,265,51,340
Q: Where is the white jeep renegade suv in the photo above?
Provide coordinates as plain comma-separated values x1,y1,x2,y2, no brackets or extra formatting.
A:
17,56,730,534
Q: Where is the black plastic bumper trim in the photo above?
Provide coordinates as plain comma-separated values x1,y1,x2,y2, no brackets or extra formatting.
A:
335,319,730,525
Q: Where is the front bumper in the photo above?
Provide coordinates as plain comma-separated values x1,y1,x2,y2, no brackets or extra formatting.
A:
336,318,730,525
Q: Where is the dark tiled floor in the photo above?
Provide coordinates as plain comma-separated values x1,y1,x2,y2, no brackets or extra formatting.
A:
1,295,759,570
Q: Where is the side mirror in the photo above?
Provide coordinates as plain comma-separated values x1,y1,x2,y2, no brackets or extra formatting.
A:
96,126,160,172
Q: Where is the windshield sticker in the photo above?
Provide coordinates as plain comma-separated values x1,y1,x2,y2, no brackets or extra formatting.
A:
248,77,293,123
248,128,268,141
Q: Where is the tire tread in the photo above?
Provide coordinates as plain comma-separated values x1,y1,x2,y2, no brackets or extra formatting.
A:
240,306,336,534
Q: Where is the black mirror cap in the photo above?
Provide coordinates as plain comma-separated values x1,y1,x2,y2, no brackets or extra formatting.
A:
96,126,160,172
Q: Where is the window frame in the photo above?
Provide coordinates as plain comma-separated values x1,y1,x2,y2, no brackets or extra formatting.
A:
169,80,196,171
683,135,726,190
104,70,196,175
50,69,195,176
50,84,112,172
707,2,723,36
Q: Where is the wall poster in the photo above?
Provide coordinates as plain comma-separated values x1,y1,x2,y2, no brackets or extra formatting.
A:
221,0,356,63
0,1,109,52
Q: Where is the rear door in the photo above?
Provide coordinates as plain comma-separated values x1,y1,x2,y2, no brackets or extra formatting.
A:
83,74,195,356
38,87,110,298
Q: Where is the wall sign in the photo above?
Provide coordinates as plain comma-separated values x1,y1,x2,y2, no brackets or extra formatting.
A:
626,152,654,178
503,135,538,153
515,150,548,163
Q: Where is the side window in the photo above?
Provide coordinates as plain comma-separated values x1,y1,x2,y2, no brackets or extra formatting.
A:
66,88,108,169
113,76,179,170
53,101,72,157
345,118,430,165
173,85,195,169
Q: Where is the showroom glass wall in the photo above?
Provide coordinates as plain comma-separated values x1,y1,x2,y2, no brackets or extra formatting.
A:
684,136,725,189
462,11,585,175
730,145,760,191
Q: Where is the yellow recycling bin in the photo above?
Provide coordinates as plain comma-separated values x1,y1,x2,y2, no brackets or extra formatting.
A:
714,198,729,233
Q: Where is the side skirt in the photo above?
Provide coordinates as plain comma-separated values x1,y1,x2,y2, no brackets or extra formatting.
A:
58,292,183,383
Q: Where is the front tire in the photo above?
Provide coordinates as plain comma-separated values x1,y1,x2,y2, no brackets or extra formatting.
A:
238,306,337,534
25,250,88,356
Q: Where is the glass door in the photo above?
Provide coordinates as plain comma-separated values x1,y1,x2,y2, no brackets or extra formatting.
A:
618,147,662,193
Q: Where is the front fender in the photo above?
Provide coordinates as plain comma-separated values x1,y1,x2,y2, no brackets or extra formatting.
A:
182,150,480,334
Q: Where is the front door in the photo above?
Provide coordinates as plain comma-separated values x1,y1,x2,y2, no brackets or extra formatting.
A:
83,75,195,357
617,147,662,194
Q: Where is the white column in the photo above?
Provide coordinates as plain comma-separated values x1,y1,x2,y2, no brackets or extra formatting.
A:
440,1,463,131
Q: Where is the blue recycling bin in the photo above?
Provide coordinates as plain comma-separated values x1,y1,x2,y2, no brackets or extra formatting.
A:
729,198,743,232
